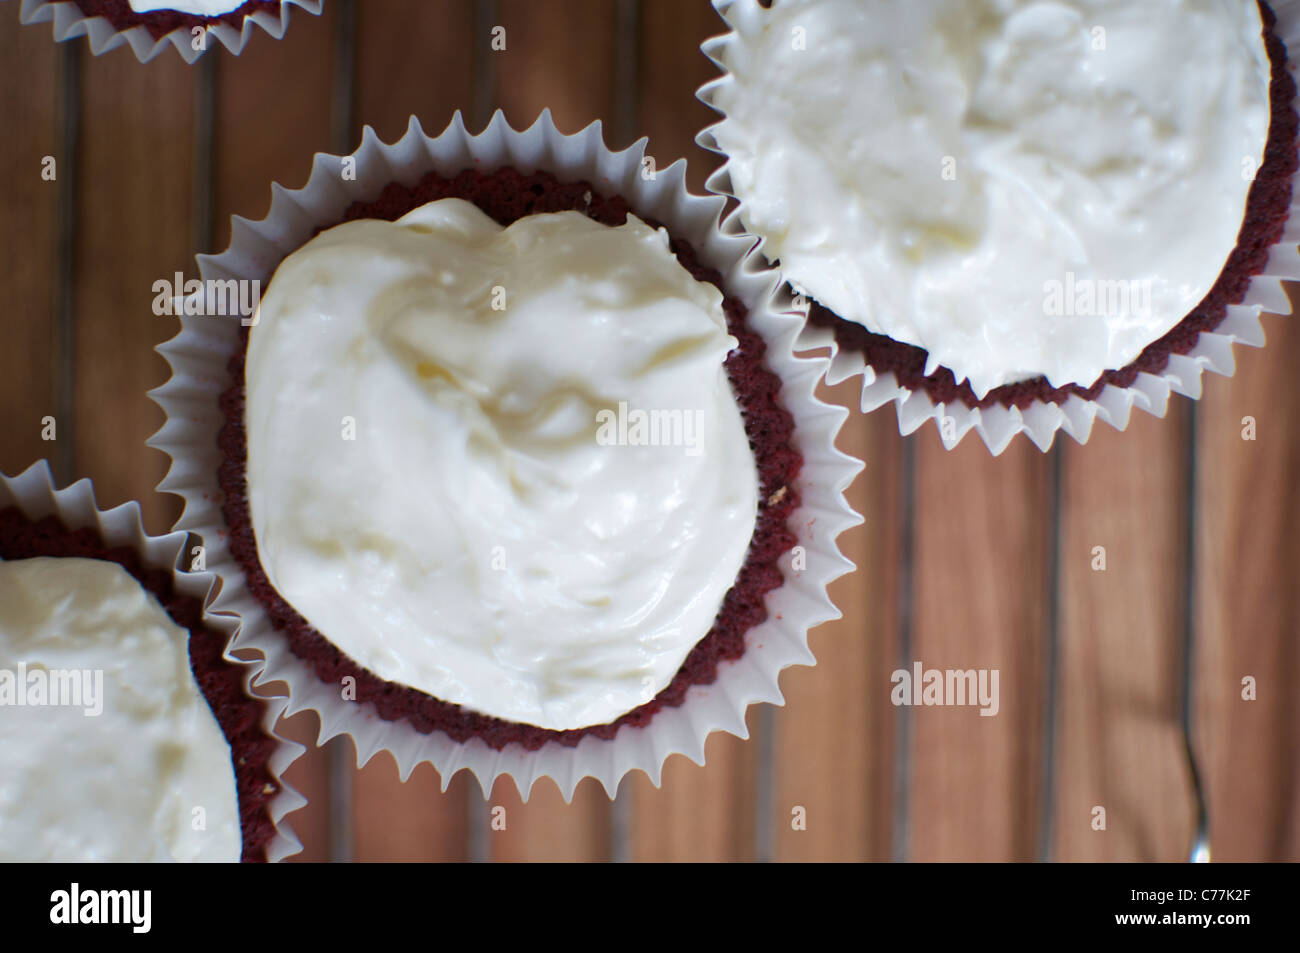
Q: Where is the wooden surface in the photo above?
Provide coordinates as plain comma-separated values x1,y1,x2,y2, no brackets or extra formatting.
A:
1,0,1296,863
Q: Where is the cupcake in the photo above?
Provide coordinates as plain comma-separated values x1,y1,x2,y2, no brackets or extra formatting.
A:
151,111,861,797
15,0,321,62
0,463,302,861
700,0,1300,452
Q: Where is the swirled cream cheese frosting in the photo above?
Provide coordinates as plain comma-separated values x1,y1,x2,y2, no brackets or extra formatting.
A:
710,0,1271,396
245,199,759,731
0,557,241,862
128,0,249,15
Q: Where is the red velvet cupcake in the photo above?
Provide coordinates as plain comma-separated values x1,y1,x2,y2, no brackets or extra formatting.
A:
150,112,862,798
16,0,321,63
0,462,302,861
700,0,1300,453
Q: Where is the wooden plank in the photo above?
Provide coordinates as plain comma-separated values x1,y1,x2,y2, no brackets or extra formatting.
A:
629,708,760,861
352,760,472,862
343,0,480,865
8,0,1295,867
488,777,611,862
614,0,769,867
907,431,1052,861
211,9,336,252
0,21,59,479
443,0,624,862
1195,289,1300,862
210,5,340,862
772,381,901,861
493,0,617,136
1054,410,1193,861
71,46,194,536
353,0,476,145
637,0,726,193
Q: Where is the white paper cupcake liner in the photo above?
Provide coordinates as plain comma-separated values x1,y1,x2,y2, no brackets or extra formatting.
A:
697,0,1300,455
0,460,305,863
147,110,863,800
13,0,321,63
0,460,305,862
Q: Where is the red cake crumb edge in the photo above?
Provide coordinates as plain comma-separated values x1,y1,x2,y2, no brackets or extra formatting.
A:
215,167,805,753
0,507,281,863
808,0,1298,412
70,0,283,40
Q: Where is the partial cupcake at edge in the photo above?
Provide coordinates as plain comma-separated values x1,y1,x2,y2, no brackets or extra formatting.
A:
0,464,301,862
699,0,1300,452
151,112,860,795
15,0,321,61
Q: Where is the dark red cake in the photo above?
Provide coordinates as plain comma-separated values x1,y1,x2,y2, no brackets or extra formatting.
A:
71,0,284,40
809,0,1297,412
0,506,283,863
215,167,803,752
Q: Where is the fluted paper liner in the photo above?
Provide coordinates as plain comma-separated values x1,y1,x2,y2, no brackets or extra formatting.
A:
148,110,863,800
14,0,321,63
0,460,305,862
697,0,1300,455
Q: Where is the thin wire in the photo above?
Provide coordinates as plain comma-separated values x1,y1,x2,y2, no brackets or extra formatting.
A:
612,0,641,150
468,784,492,863
755,704,776,862
1181,404,1210,863
331,0,357,152
610,778,632,863
327,738,354,864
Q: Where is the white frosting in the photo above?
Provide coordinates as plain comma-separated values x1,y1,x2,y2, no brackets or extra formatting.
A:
127,0,248,16
245,199,759,731
0,557,241,862
712,0,1271,396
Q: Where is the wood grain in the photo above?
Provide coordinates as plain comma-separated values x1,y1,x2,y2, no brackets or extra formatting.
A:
72,45,192,535
353,760,472,863
1054,410,1194,861
907,431,1052,861
772,379,901,861
637,0,726,194
211,8,335,252
341,0,480,867
628,708,761,862
0,24,59,479
1195,290,1300,862
0,1,1297,865
488,777,611,862
353,0,477,145
442,0,627,862
492,0,618,137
